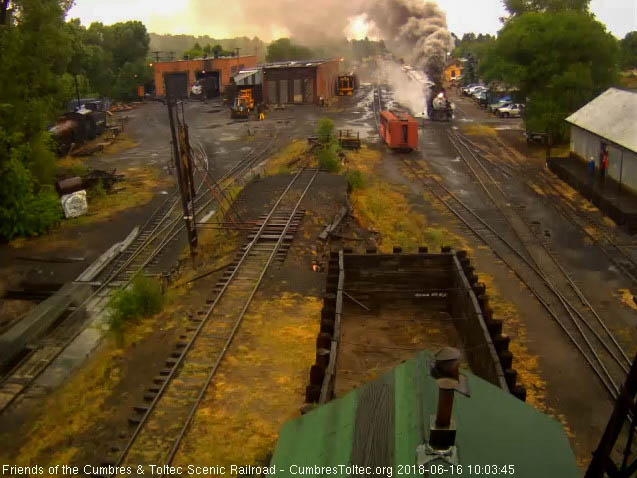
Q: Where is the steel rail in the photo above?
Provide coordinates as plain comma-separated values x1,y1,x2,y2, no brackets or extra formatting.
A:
161,168,319,472
451,130,632,369
400,157,620,398
0,130,280,413
110,168,317,474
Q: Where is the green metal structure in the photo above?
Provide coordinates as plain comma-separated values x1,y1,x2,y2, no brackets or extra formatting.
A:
271,351,580,478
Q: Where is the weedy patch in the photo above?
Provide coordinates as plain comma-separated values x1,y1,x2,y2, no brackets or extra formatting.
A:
0,286,187,467
108,276,164,335
63,166,171,227
101,134,138,155
462,124,497,137
174,292,321,469
351,179,462,253
265,139,311,175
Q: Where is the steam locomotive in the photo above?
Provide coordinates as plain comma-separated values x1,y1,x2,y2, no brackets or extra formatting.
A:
427,90,453,121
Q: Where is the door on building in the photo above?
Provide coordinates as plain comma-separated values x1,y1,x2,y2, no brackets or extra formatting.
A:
195,70,220,98
293,79,303,104
266,80,277,104
279,79,289,104
164,73,188,99
303,78,314,104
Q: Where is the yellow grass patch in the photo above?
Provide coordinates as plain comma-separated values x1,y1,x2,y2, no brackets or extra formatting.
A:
617,289,637,311
344,145,381,176
350,178,465,253
265,139,311,175
63,166,171,227
462,124,497,137
174,292,321,470
102,134,138,155
527,181,546,197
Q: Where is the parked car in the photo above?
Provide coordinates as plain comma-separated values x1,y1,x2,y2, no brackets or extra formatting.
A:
468,86,487,97
461,83,478,95
525,131,548,144
488,100,509,113
462,84,482,96
497,103,524,118
476,92,489,107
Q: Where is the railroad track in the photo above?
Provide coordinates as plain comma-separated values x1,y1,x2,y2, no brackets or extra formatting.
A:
400,134,630,400
106,168,318,477
458,132,637,288
0,132,281,414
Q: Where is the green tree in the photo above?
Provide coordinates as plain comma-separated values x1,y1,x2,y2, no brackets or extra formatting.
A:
0,0,70,239
480,11,618,139
620,31,637,70
66,19,150,99
266,38,314,62
504,0,589,15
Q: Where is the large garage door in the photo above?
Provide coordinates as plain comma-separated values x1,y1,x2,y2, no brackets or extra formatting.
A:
267,80,277,104
303,78,314,104
293,79,303,104
279,79,289,104
164,73,188,99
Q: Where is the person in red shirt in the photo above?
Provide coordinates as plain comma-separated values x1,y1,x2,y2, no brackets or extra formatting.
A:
599,145,609,188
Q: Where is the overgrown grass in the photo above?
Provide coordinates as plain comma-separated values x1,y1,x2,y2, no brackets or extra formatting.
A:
87,179,106,200
108,276,164,333
347,170,365,190
264,140,309,176
63,166,169,227
173,292,321,468
462,124,497,137
55,156,89,178
0,286,188,467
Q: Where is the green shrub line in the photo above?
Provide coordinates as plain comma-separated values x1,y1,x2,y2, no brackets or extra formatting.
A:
108,275,164,334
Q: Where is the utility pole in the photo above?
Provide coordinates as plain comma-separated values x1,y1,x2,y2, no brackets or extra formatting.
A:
166,95,198,264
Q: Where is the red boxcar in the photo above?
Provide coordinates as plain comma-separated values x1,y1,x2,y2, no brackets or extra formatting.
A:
379,111,418,151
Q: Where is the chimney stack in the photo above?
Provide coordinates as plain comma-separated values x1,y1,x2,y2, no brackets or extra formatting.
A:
429,347,469,450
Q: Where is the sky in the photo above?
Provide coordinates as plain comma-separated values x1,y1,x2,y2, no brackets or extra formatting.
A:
67,0,636,40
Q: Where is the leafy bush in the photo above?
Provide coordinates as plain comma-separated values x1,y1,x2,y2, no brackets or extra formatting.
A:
316,117,334,144
0,157,63,240
108,276,164,333
318,144,341,173
347,170,365,190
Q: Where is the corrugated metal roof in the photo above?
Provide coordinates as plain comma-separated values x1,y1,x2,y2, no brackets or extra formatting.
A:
233,70,259,83
566,88,637,153
272,351,580,477
262,59,336,69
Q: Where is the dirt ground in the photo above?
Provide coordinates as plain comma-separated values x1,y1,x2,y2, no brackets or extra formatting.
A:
336,302,463,396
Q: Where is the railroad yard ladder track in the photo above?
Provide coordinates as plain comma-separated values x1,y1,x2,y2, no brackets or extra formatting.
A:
0,135,282,415
373,83,629,397
109,168,318,477
448,130,634,382
461,132,637,288
401,150,630,401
